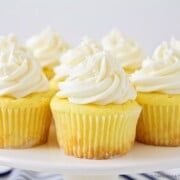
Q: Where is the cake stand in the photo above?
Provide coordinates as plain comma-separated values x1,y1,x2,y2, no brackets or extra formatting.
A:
0,125,180,180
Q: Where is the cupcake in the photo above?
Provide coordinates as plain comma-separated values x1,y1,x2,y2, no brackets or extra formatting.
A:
0,38,53,148
0,34,17,46
51,37,102,91
51,51,141,159
0,34,25,50
102,29,144,73
26,28,69,80
130,38,180,146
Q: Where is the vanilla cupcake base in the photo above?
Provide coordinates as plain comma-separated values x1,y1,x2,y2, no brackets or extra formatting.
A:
51,97,141,159
43,67,55,80
124,67,139,74
50,77,59,92
136,92,180,146
0,91,54,148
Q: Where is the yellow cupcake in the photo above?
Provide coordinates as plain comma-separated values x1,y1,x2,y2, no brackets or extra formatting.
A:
51,98,141,159
0,40,53,148
102,29,144,73
26,28,69,80
53,37,102,81
130,38,180,146
51,51,141,159
43,67,55,80
124,67,138,74
51,38,102,90
0,91,53,148
49,77,60,92
136,93,180,146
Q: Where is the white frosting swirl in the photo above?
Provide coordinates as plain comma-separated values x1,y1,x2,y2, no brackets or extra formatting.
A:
54,37,102,80
102,29,144,70
130,38,180,94
0,43,49,98
57,51,137,105
26,28,69,67
0,34,22,49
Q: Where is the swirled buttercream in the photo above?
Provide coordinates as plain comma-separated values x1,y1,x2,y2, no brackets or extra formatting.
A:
57,51,137,105
54,37,102,80
26,28,69,67
130,38,180,94
0,34,23,49
0,43,49,98
102,29,144,69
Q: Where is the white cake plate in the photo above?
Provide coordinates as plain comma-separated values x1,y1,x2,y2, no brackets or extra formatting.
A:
0,125,180,180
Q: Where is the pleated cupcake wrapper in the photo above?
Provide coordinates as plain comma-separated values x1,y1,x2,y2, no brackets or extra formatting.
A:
136,104,180,146
53,110,139,159
0,106,52,148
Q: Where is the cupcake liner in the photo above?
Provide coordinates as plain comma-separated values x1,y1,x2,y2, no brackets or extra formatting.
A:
0,91,54,149
136,93,180,146
0,105,52,148
51,99,141,159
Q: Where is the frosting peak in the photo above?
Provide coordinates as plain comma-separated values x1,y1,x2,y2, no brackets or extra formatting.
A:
130,38,180,94
0,34,21,50
102,29,144,70
0,42,49,98
54,37,102,80
57,51,137,105
26,28,69,67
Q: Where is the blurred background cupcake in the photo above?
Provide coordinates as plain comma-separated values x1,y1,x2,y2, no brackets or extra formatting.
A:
50,37,102,91
0,34,19,47
51,51,141,159
102,29,144,74
130,38,180,146
0,36,53,148
26,27,69,80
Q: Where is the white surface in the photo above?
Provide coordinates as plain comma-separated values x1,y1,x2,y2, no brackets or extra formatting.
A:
0,126,180,175
63,175,119,180
0,0,179,53
0,166,12,173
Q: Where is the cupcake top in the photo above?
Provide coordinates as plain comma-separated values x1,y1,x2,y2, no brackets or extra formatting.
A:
26,28,69,68
0,41,49,98
54,37,102,80
0,34,21,49
130,38,180,94
57,51,137,105
102,29,144,70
